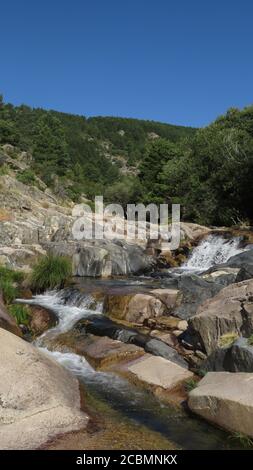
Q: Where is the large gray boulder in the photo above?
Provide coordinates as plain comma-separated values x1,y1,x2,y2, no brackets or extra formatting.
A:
203,337,253,372
188,279,253,354
0,328,89,449
48,239,155,277
188,372,253,438
172,274,222,320
221,249,253,282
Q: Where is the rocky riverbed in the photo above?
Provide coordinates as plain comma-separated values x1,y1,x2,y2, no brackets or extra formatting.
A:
1,149,253,448
5,231,252,449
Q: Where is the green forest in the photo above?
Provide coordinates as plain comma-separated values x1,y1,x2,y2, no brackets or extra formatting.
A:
0,94,253,226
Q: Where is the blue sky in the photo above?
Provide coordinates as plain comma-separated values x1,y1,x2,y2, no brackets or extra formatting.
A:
1,0,253,127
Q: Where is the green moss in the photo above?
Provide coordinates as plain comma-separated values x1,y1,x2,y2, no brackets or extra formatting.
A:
218,332,238,348
16,169,36,186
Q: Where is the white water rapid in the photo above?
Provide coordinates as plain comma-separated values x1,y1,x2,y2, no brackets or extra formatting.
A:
17,290,103,340
183,234,246,271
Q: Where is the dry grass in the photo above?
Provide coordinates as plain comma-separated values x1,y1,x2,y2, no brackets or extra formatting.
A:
0,209,12,222
218,332,238,348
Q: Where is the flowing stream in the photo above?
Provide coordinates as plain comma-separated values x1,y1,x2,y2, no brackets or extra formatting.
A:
183,234,245,271
18,235,247,449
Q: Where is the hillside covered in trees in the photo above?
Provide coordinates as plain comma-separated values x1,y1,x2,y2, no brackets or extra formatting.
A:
0,94,253,226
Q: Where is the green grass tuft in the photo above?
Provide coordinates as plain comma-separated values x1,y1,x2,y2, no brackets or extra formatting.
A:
247,334,253,346
30,254,72,293
185,378,198,392
229,432,253,448
8,304,31,325
0,279,17,304
0,266,25,304
0,266,24,283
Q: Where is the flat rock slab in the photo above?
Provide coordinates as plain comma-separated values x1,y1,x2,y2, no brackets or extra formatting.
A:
0,328,88,450
80,336,144,369
53,332,144,369
188,372,253,437
126,354,193,390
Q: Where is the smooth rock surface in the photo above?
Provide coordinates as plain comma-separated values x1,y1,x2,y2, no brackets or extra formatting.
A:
51,331,144,369
0,328,89,449
30,305,58,336
127,354,193,390
188,372,253,437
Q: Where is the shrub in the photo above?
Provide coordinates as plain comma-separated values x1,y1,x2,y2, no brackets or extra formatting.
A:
0,267,24,303
30,254,72,292
16,169,36,185
0,279,17,304
8,304,30,325
0,266,24,283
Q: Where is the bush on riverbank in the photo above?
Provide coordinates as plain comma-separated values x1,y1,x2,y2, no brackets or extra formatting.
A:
30,254,72,292
0,267,24,303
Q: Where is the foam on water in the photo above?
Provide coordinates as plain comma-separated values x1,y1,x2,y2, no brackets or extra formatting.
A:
17,289,103,337
183,234,245,271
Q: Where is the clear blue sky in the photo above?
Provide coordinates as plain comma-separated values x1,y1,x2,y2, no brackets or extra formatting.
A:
1,0,253,127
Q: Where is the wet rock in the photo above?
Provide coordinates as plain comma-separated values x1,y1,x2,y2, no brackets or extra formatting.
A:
188,279,253,354
0,328,89,449
104,293,134,320
82,336,144,369
30,305,58,336
51,330,144,369
105,289,181,325
188,372,253,438
74,316,187,367
144,338,187,368
201,268,239,286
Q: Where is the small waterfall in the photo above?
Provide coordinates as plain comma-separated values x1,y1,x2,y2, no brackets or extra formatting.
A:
183,234,245,271
39,348,96,376
17,290,103,344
